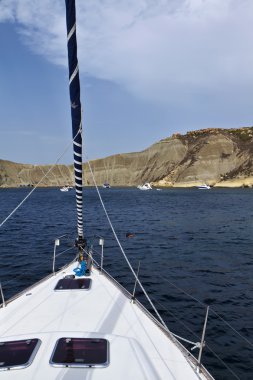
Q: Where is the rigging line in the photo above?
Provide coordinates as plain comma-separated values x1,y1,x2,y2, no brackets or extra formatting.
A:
55,246,75,258
153,295,241,380
84,151,250,367
83,244,102,258
87,244,199,346
150,296,200,345
0,128,82,229
90,247,102,258
1,265,49,286
1,259,54,285
161,275,253,350
39,165,58,185
1,247,76,287
85,156,169,331
160,275,206,307
210,309,253,350
204,342,241,380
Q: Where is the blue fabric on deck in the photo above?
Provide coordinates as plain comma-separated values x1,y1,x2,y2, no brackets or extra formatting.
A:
73,261,86,277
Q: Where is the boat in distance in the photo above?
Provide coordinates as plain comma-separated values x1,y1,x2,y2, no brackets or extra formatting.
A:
197,184,211,190
0,1,215,379
137,182,152,190
60,186,73,192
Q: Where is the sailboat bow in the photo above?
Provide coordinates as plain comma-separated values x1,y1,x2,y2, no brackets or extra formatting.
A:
0,1,217,379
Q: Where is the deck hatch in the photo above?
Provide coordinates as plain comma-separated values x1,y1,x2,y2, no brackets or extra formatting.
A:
54,278,91,290
0,339,41,370
50,338,109,367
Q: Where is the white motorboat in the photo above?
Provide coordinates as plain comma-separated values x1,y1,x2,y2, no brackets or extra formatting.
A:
197,184,211,190
137,182,152,190
60,186,73,192
0,1,215,379
102,183,110,188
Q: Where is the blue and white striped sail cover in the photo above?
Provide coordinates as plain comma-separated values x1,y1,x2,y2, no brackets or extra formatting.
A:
65,0,83,238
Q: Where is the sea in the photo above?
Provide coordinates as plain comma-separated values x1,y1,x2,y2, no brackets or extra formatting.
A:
0,187,252,380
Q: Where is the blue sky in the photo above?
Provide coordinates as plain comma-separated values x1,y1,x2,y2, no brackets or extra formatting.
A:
0,0,253,165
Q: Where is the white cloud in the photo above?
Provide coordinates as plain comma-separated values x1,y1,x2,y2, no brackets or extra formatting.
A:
1,0,253,108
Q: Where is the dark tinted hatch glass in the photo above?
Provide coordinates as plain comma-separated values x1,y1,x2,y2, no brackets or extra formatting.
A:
0,339,41,370
54,278,91,290
50,338,109,367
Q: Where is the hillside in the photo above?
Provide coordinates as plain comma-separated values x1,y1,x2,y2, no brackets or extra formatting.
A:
2,127,253,188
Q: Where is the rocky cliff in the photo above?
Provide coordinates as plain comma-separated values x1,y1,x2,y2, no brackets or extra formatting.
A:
2,127,253,188
0,161,74,188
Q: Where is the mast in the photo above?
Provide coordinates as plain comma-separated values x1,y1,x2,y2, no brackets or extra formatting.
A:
65,0,84,248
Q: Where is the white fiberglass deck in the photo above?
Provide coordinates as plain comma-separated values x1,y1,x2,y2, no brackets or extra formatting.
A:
0,262,213,379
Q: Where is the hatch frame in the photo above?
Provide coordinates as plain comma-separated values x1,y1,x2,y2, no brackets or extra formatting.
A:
49,337,110,368
0,338,41,371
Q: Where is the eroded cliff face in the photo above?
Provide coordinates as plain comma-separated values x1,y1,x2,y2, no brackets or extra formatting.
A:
156,133,243,187
84,137,188,186
0,161,74,188
2,127,253,188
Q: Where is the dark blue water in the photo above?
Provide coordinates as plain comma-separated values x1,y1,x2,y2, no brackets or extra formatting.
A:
0,187,252,379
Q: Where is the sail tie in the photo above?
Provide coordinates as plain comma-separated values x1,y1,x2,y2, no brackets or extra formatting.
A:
69,65,79,84
73,141,82,148
67,22,76,41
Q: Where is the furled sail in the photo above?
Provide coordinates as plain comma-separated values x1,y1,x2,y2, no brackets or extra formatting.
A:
65,0,83,241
